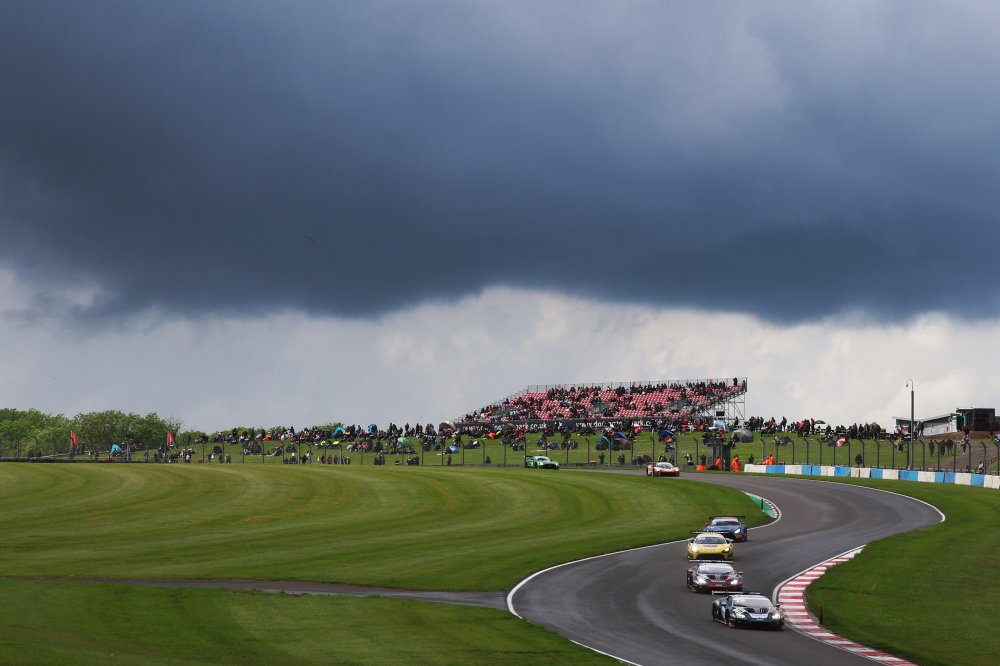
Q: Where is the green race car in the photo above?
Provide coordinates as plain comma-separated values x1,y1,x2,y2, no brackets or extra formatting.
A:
525,455,560,469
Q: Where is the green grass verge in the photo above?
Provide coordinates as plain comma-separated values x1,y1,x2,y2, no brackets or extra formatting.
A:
0,579,615,665
803,478,1000,666
0,465,763,591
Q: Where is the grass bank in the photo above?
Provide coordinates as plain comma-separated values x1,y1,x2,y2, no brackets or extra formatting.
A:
0,464,762,591
0,579,615,665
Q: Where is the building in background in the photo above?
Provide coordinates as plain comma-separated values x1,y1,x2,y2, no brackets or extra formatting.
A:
893,408,996,437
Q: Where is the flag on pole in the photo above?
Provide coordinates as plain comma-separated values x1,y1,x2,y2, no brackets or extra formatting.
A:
70,431,78,447
167,432,174,445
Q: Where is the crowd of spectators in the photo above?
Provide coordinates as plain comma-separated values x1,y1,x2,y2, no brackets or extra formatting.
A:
461,379,747,423
742,416,885,440
197,422,451,459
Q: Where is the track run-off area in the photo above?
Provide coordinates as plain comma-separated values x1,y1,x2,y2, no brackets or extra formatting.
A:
509,473,942,666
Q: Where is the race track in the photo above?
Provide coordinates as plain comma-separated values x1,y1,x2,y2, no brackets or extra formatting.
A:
509,473,942,666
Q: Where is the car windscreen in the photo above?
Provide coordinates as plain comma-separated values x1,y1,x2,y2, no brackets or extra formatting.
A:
732,596,772,608
694,535,727,544
699,564,734,574
711,519,740,526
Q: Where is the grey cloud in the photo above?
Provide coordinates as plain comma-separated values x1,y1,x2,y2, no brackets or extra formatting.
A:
2,1,999,324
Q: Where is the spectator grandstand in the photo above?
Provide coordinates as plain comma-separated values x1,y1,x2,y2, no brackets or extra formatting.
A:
458,378,747,426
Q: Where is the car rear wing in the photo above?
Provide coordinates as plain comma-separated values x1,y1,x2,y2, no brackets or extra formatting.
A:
689,531,734,542
707,515,747,521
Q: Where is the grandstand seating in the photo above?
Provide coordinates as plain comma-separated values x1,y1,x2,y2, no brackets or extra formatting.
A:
459,379,747,424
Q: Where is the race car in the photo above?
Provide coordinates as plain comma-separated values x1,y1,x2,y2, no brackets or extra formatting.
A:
525,455,560,469
687,532,734,560
646,461,680,477
704,515,748,542
686,561,743,593
711,592,784,630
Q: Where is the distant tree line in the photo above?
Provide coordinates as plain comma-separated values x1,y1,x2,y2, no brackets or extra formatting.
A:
0,408,189,458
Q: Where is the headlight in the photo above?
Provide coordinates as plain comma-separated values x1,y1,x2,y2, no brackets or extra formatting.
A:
723,547,731,552
695,576,707,583
690,546,699,553
771,611,782,620
732,609,746,617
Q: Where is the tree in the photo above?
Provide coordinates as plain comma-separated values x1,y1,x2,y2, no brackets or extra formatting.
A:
28,413,72,457
0,409,32,459
72,410,131,453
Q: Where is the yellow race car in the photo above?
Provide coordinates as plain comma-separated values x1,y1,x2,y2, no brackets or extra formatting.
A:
687,531,735,560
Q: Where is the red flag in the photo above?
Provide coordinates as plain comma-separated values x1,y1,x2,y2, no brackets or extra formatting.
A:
167,432,174,445
70,431,78,447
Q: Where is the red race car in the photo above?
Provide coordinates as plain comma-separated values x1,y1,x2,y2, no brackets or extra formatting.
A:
646,461,680,477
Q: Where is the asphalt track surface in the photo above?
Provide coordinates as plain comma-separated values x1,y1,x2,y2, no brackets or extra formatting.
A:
509,473,943,666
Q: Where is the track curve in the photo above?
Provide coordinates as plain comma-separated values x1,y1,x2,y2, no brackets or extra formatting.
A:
509,474,942,666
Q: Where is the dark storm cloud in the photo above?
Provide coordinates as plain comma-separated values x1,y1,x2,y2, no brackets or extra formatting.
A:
2,1,999,323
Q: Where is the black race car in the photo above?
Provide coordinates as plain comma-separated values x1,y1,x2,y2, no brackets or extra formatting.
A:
704,515,749,542
711,592,784,630
686,561,743,593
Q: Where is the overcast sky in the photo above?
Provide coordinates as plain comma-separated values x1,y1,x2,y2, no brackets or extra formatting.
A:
2,2,998,432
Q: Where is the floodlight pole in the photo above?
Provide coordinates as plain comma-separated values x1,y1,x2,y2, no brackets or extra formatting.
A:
906,379,915,471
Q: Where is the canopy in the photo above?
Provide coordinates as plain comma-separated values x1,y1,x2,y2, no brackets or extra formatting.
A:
597,435,612,447
731,429,754,443
439,420,456,433
333,427,345,437
447,444,459,454
657,428,675,440
397,437,412,446
110,443,122,453
367,424,378,433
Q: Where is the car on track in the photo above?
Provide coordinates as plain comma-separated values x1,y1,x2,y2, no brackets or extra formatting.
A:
711,593,784,630
646,461,680,477
686,561,743,593
704,515,748,542
525,455,560,469
687,532,734,560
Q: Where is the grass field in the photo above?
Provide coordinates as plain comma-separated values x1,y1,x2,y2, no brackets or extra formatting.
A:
0,580,616,666
0,464,761,590
0,463,761,664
